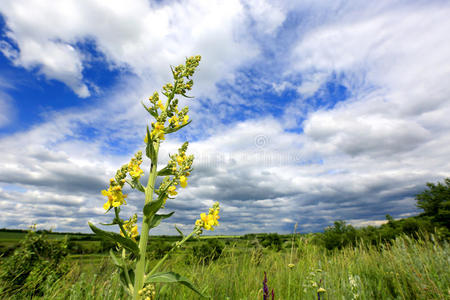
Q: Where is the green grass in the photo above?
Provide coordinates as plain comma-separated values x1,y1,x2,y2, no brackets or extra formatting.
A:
2,233,448,299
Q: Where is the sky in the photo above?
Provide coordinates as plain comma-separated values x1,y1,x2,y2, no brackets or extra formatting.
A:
0,0,449,235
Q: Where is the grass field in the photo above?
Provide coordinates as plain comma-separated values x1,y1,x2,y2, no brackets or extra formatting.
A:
1,231,448,299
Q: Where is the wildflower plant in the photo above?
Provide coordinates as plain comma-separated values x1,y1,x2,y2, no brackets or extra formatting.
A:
262,272,274,300
303,267,326,299
88,56,220,299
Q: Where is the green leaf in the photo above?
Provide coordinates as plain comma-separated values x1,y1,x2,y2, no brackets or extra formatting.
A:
143,191,167,217
174,225,184,237
164,120,191,134
149,212,175,229
88,222,139,256
109,249,123,268
126,179,145,193
100,215,125,226
143,198,163,217
180,92,194,98
157,165,174,176
145,271,209,298
142,102,158,119
145,125,156,161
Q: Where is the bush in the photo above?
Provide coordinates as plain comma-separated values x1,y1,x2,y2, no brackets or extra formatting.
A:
149,241,172,259
259,233,283,251
0,230,70,297
191,239,224,263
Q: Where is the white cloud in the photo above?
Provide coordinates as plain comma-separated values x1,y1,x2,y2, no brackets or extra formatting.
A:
0,0,275,98
284,2,450,162
0,1,449,234
0,104,447,233
0,91,14,127
291,2,450,104
244,0,286,35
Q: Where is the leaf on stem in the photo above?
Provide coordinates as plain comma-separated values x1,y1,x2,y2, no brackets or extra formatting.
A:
145,271,209,298
88,222,139,256
99,220,119,226
157,165,174,176
143,187,169,217
126,179,145,193
174,225,184,237
143,198,163,217
164,120,191,134
142,102,158,119
180,92,194,98
149,212,175,229
109,249,123,268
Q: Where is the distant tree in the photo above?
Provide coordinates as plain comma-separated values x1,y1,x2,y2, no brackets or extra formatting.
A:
259,233,283,251
191,239,224,263
416,178,450,228
385,214,396,228
323,220,357,250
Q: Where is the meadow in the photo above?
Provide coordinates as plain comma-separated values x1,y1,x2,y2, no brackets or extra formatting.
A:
0,230,448,299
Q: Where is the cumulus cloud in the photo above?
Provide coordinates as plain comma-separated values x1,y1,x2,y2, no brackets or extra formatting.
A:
0,0,449,234
0,104,447,233
0,0,277,98
285,1,450,161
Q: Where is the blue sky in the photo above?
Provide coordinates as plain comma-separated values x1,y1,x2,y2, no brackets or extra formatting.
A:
0,0,449,234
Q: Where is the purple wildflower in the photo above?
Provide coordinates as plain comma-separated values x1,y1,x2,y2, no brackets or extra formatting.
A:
263,272,274,300
263,272,269,298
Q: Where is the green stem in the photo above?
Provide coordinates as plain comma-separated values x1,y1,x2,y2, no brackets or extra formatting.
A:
133,141,160,300
133,80,178,300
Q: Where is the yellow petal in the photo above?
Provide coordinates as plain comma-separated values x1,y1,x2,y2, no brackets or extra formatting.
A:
103,201,111,210
200,213,207,222
179,176,187,188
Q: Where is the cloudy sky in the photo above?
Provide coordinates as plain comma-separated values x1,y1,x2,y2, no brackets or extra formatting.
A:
0,0,449,235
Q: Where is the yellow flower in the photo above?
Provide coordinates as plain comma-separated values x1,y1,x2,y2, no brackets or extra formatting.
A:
130,225,139,240
157,100,165,110
212,210,220,226
200,213,212,230
168,185,177,196
121,224,139,241
183,115,189,124
169,115,179,127
151,122,165,140
176,154,185,165
129,166,143,178
288,263,295,269
102,184,127,210
120,215,139,240
128,159,144,179
195,203,220,231
179,175,187,188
